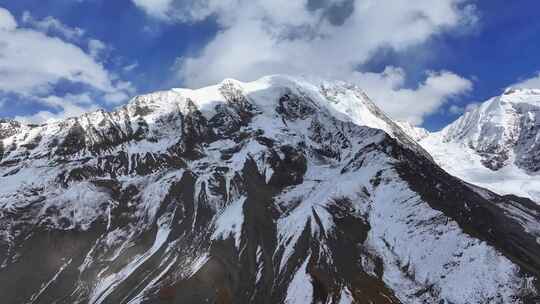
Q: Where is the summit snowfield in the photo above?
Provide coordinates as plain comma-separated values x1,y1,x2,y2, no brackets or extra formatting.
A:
412,88,540,203
1,76,540,304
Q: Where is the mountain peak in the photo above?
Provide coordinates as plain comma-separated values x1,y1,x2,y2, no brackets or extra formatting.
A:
439,87,540,172
411,87,540,202
503,86,540,97
1,75,419,164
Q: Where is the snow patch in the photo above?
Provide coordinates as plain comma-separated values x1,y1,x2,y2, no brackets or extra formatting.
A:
285,256,313,304
211,196,246,248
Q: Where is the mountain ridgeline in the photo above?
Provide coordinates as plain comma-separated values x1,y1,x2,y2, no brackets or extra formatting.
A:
0,76,539,304
411,88,540,203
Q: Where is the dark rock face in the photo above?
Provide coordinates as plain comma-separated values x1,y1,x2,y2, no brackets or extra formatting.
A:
0,119,23,162
0,77,539,304
472,122,517,171
514,105,540,172
0,119,22,140
57,122,87,156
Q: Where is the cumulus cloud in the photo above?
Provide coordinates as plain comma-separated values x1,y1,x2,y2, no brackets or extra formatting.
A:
0,6,135,123
352,67,472,124
512,72,540,89
14,93,100,124
162,0,478,85
0,9,121,94
0,29,112,94
133,0,477,124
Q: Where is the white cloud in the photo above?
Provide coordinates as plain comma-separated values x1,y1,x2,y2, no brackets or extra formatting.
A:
449,104,464,115
21,11,85,41
159,0,478,85
88,38,107,59
104,91,130,104
0,29,112,94
513,72,540,89
164,0,477,124
352,67,472,124
133,0,477,124
0,7,16,31
0,8,123,94
14,93,99,124
132,0,174,19
0,6,135,123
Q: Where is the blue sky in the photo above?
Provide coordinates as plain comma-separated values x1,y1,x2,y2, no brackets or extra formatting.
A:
0,0,539,130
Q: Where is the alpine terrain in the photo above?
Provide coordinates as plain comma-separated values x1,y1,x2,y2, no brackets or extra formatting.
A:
1,75,540,304
408,88,540,203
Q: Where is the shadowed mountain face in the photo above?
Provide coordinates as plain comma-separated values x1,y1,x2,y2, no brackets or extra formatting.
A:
0,76,539,304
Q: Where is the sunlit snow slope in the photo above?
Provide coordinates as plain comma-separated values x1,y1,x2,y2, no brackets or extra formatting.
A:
414,88,540,202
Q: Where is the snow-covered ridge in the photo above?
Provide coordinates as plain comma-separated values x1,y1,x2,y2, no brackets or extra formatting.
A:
0,75,423,164
503,87,540,97
441,87,540,149
2,77,540,205
409,88,540,202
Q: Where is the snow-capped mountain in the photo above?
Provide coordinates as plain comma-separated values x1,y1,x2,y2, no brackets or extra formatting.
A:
1,76,540,304
414,88,540,202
